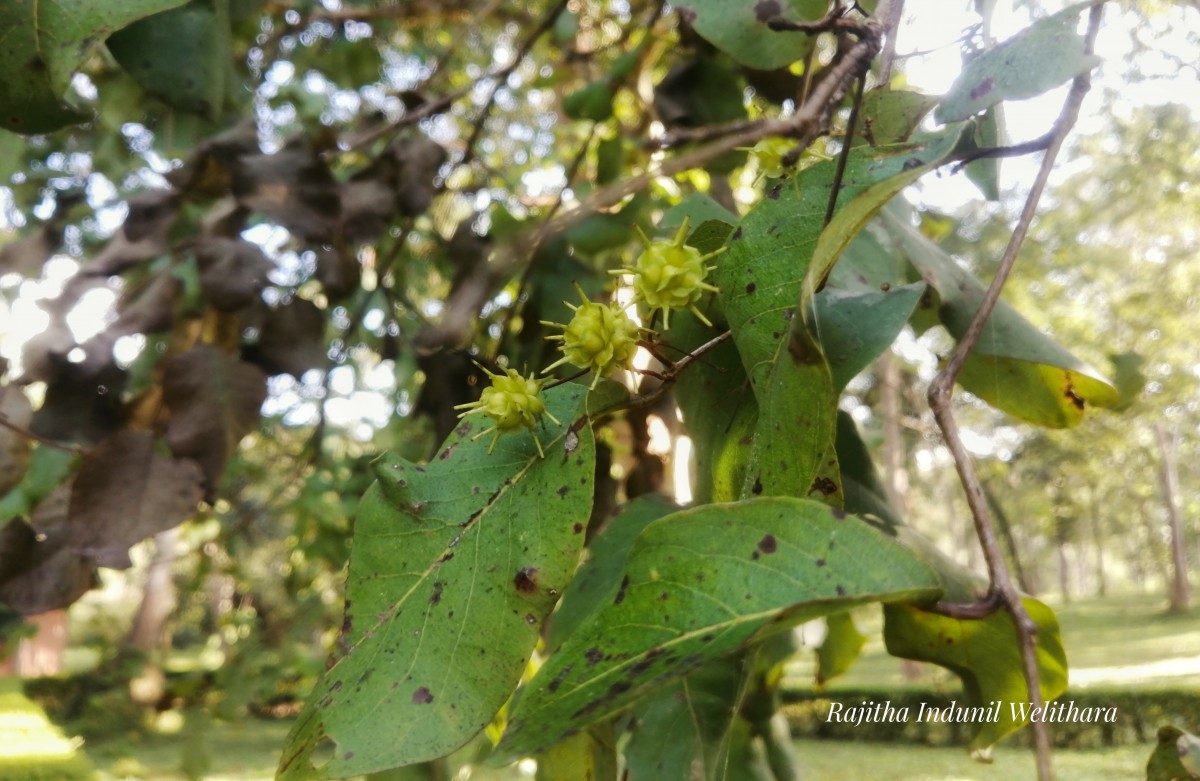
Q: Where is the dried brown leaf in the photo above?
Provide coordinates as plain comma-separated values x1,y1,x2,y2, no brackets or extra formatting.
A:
86,191,180,277
31,361,126,445
162,346,266,492
68,430,204,569
0,386,33,495
233,139,341,242
0,223,61,277
243,298,326,378
195,237,274,311
0,486,95,615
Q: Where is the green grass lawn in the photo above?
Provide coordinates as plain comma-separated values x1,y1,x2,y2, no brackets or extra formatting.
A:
71,718,1150,781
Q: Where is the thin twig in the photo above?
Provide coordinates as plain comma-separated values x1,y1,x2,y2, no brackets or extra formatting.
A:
457,0,571,171
877,0,905,83
571,330,733,426
0,413,86,455
824,69,868,227
925,6,1104,781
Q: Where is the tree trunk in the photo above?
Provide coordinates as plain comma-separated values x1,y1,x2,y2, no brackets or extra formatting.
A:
6,610,69,677
1155,425,1191,612
128,527,180,653
126,527,179,706
1056,539,1070,603
1088,489,1107,597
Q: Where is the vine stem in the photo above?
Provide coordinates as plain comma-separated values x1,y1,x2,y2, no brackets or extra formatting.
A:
925,5,1104,781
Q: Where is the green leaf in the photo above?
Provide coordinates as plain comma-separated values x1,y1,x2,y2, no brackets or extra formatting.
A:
536,723,619,781
935,1,1101,124
860,87,939,146
107,0,235,119
495,497,942,759
1146,725,1200,781
815,612,866,685
717,130,962,499
675,0,827,70
835,411,901,529
667,311,755,505
0,0,190,133
595,134,623,185
549,494,678,649
883,597,1068,755
624,656,749,781
880,208,1121,427
0,446,77,523
963,107,1002,200
660,193,738,235
814,283,925,392
277,385,596,780
563,81,614,122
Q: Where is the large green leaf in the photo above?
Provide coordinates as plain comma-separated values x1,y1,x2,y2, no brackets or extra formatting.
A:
672,0,827,70
107,0,235,119
880,208,1120,427
716,130,963,500
814,283,925,392
883,597,1068,756
277,385,595,780
624,656,750,781
935,1,1100,124
0,0,189,133
494,497,941,759
549,493,678,649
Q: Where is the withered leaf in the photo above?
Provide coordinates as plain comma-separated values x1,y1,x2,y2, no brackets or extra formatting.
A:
339,178,397,244
166,121,260,197
242,298,327,378
113,271,183,335
0,386,33,495
232,138,341,242
0,222,61,278
314,245,360,303
195,236,274,311
68,430,204,569
30,361,126,445
392,134,446,217
162,346,266,492
85,191,180,277
0,486,96,615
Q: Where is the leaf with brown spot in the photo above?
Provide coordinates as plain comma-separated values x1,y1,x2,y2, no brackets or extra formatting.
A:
67,430,203,568
162,346,266,492
496,497,941,759
278,385,594,779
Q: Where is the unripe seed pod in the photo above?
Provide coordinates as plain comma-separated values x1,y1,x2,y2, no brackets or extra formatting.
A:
542,283,640,388
454,366,560,456
612,217,724,329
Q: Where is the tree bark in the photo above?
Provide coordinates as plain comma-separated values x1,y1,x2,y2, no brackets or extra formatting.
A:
128,527,180,653
1155,425,1191,612
1088,488,1107,597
